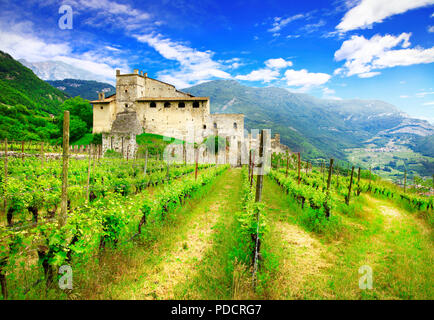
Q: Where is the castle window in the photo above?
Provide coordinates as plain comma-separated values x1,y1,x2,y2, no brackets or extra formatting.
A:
125,89,128,93
150,102,156,108
203,125,206,129
213,123,217,129
125,104,128,108
193,101,200,108
178,102,185,108
233,122,237,129
164,102,171,108
100,106,103,110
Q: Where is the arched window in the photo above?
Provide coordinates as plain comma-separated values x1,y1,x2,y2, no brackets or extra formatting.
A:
150,102,156,108
213,122,217,129
233,122,237,129
193,101,200,108
178,102,185,108
125,103,128,108
203,125,206,129
164,102,171,108
125,89,128,93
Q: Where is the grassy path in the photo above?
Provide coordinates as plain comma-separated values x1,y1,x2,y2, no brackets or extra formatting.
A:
260,176,333,299
260,176,434,300
78,168,243,299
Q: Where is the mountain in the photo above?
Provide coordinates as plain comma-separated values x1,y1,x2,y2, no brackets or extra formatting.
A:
19,59,108,82
184,80,434,166
0,51,67,114
47,79,115,101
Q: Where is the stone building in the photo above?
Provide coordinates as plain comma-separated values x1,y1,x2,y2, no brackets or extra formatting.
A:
91,70,245,165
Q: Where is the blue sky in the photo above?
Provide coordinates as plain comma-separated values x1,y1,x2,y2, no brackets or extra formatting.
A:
0,0,434,123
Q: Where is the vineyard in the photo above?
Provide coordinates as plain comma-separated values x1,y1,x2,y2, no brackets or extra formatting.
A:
0,131,433,300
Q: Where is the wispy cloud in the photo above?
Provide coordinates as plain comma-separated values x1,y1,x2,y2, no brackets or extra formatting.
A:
334,33,434,78
336,0,434,32
268,14,306,34
134,33,231,88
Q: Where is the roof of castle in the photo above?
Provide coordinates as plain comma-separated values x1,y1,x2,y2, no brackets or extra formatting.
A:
110,111,143,135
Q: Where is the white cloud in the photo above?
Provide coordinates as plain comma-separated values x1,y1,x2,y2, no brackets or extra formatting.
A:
416,91,434,97
0,19,126,82
265,58,293,69
400,95,409,98
334,33,434,78
358,71,381,78
235,68,280,82
135,33,231,88
284,69,331,91
428,25,434,33
268,14,305,34
336,0,434,32
422,101,434,105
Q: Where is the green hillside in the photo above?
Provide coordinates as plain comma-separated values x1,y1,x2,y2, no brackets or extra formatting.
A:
0,51,67,114
0,51,94,143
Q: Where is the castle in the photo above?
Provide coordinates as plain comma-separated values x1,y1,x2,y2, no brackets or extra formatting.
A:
91,69,290,165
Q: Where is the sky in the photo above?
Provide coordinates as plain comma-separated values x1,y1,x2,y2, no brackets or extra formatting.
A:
0,0,434,123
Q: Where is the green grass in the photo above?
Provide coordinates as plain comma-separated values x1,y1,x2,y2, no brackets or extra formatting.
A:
259,175,434,299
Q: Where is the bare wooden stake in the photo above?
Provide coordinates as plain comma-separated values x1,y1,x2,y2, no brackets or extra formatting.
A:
404,169,407,193
144,148,148,176
40,142,44,168
346,166,355,205
59,111,70,228
327,159,334,191
3,138,8,218
194,147,199,180
297,152,301,185
86,145,92,204
255,130,265,203
21,141,24,162
285,150,289,177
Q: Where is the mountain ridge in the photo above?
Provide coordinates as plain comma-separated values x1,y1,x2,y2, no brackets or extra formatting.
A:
184,79,434,161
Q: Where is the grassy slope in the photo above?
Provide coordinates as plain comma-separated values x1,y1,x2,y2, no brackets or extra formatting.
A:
260,175,433,299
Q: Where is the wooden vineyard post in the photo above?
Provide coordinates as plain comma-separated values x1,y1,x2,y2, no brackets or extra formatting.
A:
248,149,252,178
322,160,325,182
325,158,334,218
59,111,69,228
357,167,361,195
194,147,199,181
92,144,96,174
346,166,355,205
327,159,334,191
250,151,255,188
86,145,92,204
305,160,309,175
253,129,265,289
255,129,265,203
126,145,129,162
3,138,8,218
404,169,407,193
285,150,289,178
336,166,340,188
40,142,44,168
297,152,301,185
144,148,148,176
21,141,24,162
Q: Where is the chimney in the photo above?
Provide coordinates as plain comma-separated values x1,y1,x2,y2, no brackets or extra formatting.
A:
116,69,120,76
144,72,148,77
98,92,105,100
133,69,139,74
140,71,143,76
